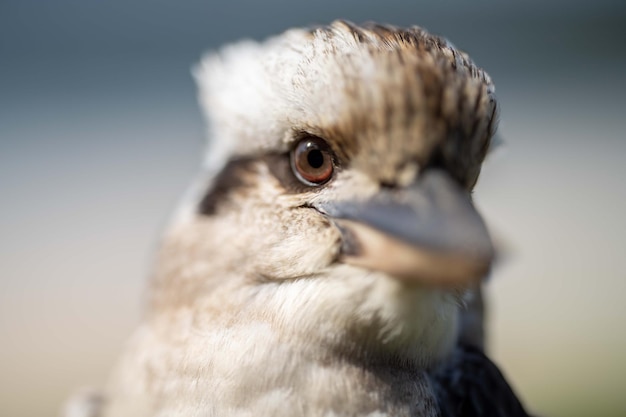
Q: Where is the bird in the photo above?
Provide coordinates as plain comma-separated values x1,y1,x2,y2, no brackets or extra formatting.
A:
64,20,530,417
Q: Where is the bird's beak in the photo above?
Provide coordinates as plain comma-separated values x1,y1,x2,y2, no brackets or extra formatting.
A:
316,170,494,287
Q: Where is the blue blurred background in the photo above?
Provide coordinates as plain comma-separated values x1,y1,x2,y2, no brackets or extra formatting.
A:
1,1,625,416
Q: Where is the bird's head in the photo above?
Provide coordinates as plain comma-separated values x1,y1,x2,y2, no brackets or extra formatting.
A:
152,21,498,367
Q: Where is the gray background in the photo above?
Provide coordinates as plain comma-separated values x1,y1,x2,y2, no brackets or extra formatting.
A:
1,1,625,416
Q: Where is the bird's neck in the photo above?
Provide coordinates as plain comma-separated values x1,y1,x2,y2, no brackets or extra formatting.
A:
239,270,461,370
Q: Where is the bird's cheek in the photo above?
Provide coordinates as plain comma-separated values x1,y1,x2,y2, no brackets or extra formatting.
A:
247,210,342,280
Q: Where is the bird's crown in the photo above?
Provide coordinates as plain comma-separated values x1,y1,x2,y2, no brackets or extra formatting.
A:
194,20,498,189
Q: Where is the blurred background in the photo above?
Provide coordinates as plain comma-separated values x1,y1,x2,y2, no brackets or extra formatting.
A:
1,1,625,416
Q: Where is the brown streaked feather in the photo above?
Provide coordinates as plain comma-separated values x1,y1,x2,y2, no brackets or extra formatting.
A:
197,157,259,215
300,21,499,190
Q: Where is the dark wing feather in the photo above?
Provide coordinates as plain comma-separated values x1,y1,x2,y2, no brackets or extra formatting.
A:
429,344,531,417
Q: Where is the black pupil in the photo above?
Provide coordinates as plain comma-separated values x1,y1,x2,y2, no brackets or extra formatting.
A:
307,149,324,169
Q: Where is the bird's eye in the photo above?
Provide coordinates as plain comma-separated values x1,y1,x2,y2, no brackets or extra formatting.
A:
291,136,334,186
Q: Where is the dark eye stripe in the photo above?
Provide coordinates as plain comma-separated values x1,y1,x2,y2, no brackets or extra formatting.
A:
197,157,258,216
197,144,339,216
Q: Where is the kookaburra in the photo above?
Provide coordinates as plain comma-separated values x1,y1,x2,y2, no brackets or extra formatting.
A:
65,21,530,417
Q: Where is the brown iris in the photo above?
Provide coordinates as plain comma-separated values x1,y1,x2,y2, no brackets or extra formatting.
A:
291,136,334,186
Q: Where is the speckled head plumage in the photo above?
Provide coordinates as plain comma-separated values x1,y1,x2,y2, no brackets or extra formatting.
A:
194,20,498,189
